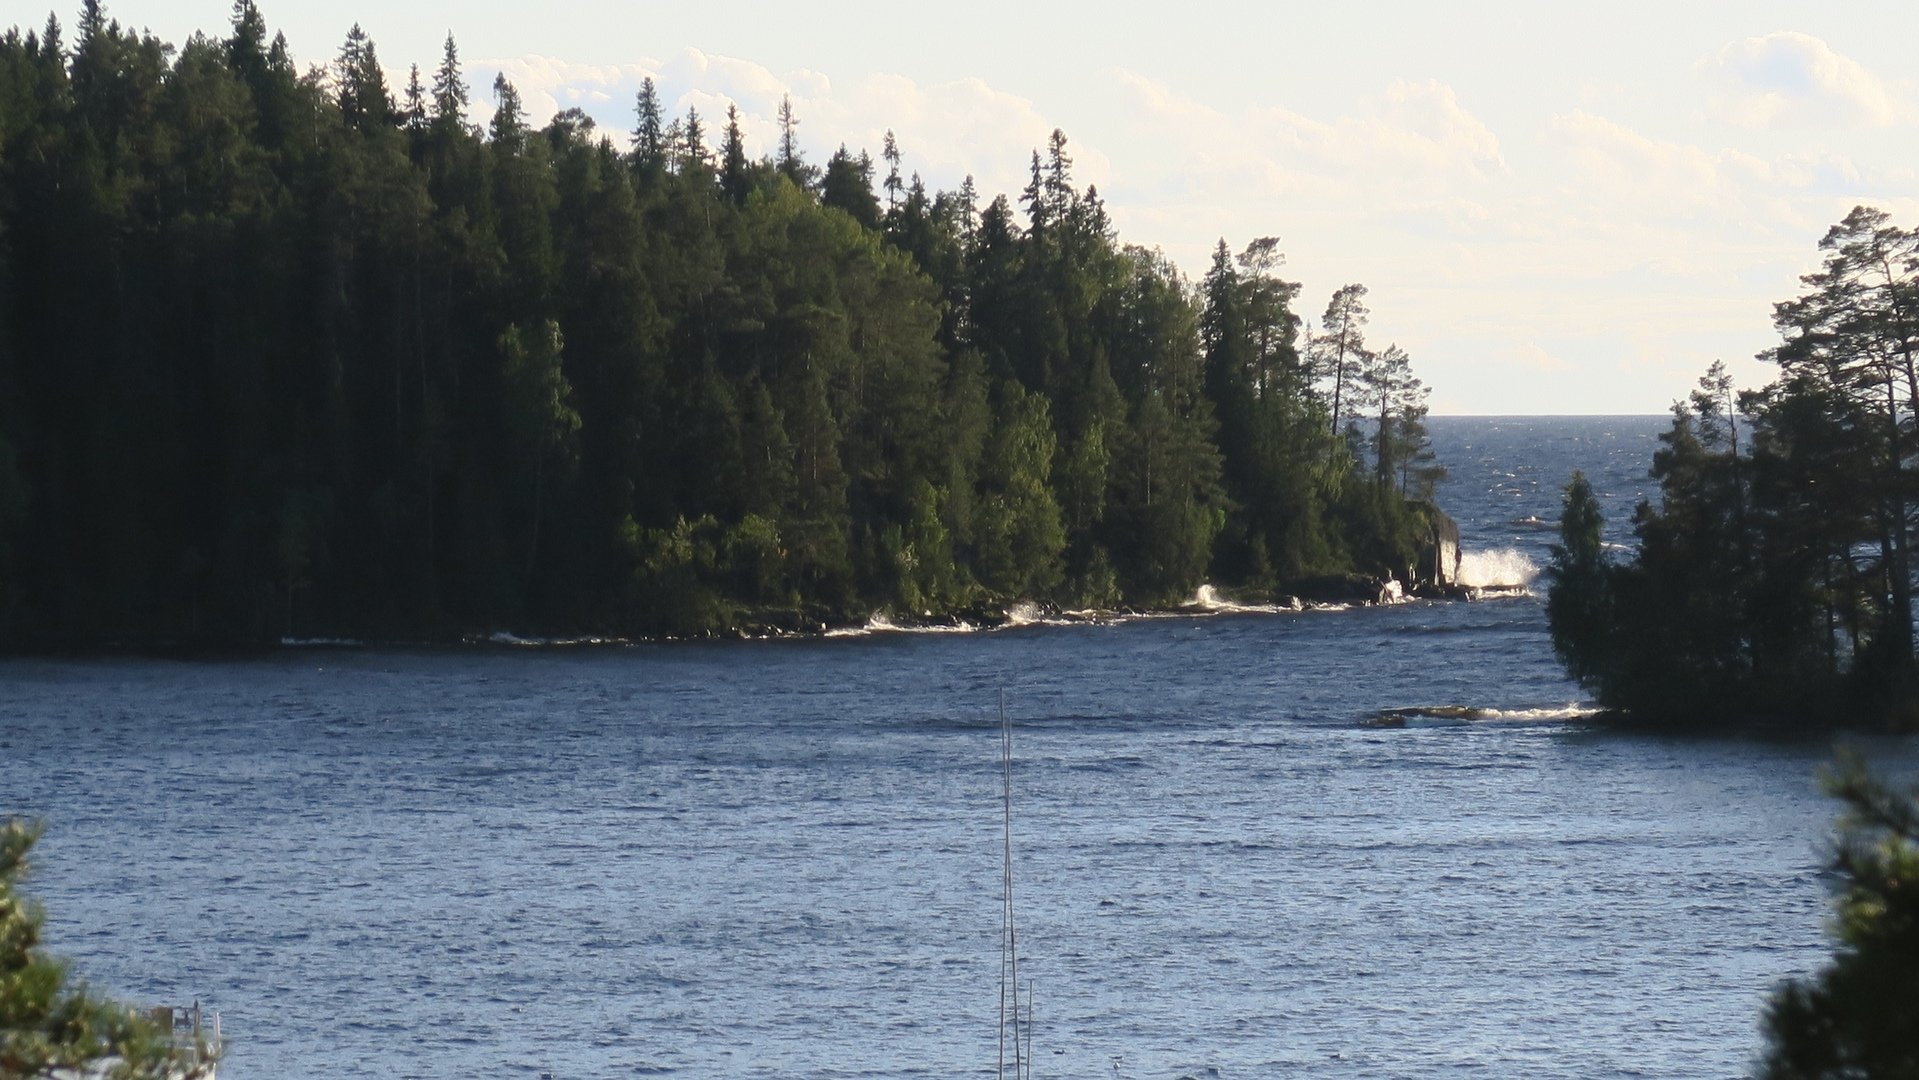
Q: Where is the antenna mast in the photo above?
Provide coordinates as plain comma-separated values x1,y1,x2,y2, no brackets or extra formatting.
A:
997,690,1030,1080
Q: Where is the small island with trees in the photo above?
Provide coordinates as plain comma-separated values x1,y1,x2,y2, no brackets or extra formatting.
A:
1547,206,1919,733
0,0,1449,650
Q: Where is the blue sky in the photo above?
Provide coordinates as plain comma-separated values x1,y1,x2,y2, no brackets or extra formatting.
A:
52,0,1919,413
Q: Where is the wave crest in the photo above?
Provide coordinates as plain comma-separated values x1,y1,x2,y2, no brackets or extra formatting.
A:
1457,548,1538,588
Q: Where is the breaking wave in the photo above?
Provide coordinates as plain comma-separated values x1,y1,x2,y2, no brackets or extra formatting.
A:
825,612,979,637
485,631,632,646
1368,702,1602,727
1190,584,1301,615
1182,586,1289,613
1457,548,1538,589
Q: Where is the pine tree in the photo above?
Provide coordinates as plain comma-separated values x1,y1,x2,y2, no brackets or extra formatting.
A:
1235,237,1302,400
1,819,217,1078
1768,206,1919,668
1360,343,1422,488
1762,757,1919,1079
1316,283,1370,439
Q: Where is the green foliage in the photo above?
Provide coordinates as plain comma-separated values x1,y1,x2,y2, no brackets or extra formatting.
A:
0,3,1446,644
1761,757,1919,1079
1,819,215,1079
625,515,730,636
974,384,1066,599
1545,471,1613,690
1546,207,1919,728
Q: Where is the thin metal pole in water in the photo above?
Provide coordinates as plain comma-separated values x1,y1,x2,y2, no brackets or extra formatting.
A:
1006,691,1023,1080
999,689,1024,1080
997,689,1007,1080
1024,978,1035,1080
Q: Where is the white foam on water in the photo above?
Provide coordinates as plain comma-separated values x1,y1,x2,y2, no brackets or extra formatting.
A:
483,631,630,646
1473,703,1603,723
1004,601,1042,626
1189,584,1287,615
828,612,978,637
996,600,1087,629
1457,548,1538,589
1376,702,1602,727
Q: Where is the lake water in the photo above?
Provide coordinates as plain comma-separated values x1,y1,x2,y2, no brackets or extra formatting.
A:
4,415,1913,1079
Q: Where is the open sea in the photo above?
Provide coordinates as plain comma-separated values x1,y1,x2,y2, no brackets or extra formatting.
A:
4,415,1916,1079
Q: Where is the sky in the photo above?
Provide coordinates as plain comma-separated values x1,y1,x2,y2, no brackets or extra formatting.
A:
54,0,1919,413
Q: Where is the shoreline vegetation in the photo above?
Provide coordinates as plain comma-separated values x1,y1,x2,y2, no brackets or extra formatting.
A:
52,576,1516,655
0,1,1453,652
1547,207,1919,733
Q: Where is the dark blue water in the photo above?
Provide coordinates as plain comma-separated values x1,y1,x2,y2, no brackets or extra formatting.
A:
4,416,1912,1079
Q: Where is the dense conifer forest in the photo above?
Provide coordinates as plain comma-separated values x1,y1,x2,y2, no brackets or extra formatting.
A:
1548,207,1919,730
0,1,1445,647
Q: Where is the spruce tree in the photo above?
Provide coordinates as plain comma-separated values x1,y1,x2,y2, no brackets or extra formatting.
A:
1545,470,1613,690
401,63,425,129
881,129,901,212
718,103,748,203
430,32,465,128
631,76,664,177
678,105,707,172
775,93,810,187
820,145,880,229
334,24,391,129
489,72,525,150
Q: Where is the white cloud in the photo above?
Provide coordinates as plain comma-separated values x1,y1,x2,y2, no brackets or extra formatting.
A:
450,45,1919,414
1702,31,1909,129
1372,79,1505,171
473,50,1089,200
1110,71,1504,202
1550,110,1750,202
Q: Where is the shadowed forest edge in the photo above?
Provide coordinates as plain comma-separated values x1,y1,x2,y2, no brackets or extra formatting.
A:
0,1,1452,648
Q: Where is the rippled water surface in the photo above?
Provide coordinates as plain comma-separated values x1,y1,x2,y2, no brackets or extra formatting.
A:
4,416,1914,1079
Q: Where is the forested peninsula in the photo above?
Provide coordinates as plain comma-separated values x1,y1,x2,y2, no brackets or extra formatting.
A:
0,2,1446,649
1548,207,1919,731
